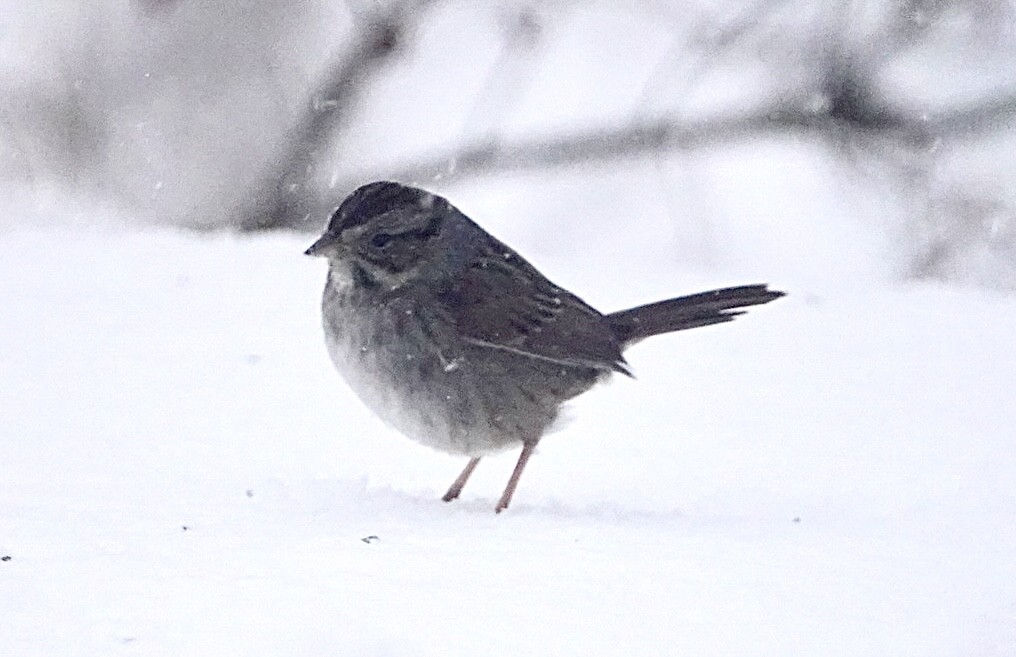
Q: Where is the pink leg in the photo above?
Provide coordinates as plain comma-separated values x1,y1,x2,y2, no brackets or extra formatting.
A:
442,457,481,502
495,442,536,514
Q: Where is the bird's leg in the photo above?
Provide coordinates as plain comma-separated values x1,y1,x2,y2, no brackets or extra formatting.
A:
441,457,481,502
495,442,536,514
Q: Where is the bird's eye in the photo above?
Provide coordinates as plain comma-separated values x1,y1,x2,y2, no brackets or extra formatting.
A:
370,232,394,248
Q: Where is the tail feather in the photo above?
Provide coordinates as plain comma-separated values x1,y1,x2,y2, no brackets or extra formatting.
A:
607,284,785,346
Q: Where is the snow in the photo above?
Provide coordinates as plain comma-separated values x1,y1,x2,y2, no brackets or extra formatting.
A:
2,224,1015,657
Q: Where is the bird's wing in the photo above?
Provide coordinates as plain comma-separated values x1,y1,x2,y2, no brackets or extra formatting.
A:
433,249,630,375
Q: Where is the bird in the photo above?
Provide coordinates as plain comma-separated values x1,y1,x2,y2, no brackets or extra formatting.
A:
305,181,784,512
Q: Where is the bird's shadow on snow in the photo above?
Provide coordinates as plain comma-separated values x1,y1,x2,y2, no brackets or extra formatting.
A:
245,477,686,529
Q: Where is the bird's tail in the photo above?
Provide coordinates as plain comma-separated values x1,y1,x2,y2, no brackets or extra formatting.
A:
606,284,785,347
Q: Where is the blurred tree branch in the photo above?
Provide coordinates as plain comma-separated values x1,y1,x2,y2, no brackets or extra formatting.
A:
320,91,1016,209
239,0,441,231
238,0,1016,234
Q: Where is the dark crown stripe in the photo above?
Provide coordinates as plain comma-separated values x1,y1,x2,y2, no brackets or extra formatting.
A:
332,181,435,233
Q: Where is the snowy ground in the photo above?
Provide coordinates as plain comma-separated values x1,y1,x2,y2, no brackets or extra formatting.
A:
2,224,1015,656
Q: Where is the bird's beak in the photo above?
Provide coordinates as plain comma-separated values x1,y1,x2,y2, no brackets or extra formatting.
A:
304,233,339,257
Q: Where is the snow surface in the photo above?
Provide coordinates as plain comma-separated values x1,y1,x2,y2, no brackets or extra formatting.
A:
2,226,1015,656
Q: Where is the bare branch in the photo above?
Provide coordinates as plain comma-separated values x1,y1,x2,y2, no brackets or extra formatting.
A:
322,106,883,196
237,0,442,231
316,91,1015,215
240,0,1016,232
932,93,1016,137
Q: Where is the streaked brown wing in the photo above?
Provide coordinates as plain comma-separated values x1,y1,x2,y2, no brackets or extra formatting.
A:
434,250,630,375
